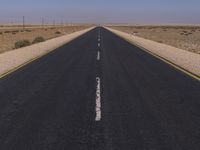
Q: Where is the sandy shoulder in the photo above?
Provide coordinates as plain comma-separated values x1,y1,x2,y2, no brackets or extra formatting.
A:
106,27,200,77
0,27,94,77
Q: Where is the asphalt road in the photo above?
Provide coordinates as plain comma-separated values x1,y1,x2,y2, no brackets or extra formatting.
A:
0,27,200,150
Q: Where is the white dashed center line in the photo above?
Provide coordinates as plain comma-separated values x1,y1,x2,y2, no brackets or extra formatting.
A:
95,77,101,121
97,51,100,61
98,43,100,47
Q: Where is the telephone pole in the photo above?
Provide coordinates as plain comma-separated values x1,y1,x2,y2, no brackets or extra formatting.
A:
42,17,44,29
22,16,25,31
53,19,55,27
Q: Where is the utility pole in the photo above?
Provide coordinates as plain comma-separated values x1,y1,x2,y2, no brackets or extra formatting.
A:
22,16,25,31
53,19,55,27
42,17,44,29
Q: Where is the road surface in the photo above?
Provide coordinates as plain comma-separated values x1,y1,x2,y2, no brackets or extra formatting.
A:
0,27,200,150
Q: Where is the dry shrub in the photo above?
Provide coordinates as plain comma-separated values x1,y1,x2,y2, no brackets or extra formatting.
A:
15,40,31,49
32,36,45,44
55,31,62,34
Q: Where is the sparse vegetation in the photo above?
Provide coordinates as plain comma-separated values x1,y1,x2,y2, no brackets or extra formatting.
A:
15,40,31,49
25,29,32,32
13,30,20,33
110,26,200,54
180,30,193,36
12,31,19,35
55,31,62,34
4,31,11,33
32,36,45,44
0,25,89,53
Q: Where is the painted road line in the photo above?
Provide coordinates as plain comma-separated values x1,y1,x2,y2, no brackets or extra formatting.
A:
95,77,101,121
131,42,200,82
0,27,95,80
98,43,100,47
97,51,100,61
109,30,200,82
0,51,53,79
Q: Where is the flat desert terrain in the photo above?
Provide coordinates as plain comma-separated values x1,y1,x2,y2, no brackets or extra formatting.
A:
109,26,200,54
0,25,89,53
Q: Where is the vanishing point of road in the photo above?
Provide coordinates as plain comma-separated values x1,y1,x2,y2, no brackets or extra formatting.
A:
0,27,200,150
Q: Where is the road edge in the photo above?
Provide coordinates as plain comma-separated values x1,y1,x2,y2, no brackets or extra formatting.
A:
0,27,95,79
105,27,200,81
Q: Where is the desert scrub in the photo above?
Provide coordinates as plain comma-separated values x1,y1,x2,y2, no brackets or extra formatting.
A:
4,31,11,34
13,30,20,33
32,36,45,44
15,40,31,49
25,29,32,32
55,31,61,34
12,31,18,34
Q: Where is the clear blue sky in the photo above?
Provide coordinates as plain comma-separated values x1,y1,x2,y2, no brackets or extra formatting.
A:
0,0,200,24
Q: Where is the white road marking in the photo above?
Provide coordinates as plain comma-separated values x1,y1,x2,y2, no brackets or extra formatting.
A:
98,38,100,41
98,43,100,47
95,77,101,121
97,51,100,60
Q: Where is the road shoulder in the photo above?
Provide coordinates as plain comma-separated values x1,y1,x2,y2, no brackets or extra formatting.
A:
0,27,94,78
105,27,200,80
